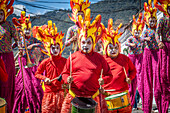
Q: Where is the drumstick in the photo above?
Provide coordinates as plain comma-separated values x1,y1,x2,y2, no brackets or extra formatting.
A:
70,52,72,77
123,67,128,79
50,77,58,82
100,69,103,90
104,89,116,92
99,68,103,113
69,52,72,89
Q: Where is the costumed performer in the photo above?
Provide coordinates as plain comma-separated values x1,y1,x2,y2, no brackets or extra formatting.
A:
65,0,91,52
141,0,160,112
125,13,145,108
0,0,19,112
102,18,136,113
154,0,170,112
12,11,45,113
61,11,112,113
34,20,66,113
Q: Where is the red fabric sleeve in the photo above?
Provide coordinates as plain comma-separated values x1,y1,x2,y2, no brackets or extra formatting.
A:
35,59,47,80
127,57,136,80
101,56,113,84
61,56,70,84
0,59,8,82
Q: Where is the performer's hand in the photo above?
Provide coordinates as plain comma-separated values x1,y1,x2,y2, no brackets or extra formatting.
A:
145,37,151,41
126,77,131,84
18,47,24,57
12,42,18,49
130,43,136,47
98,78,104,85
44,78,51,84
99,87,105,94
71,36,77,42
158,42,164,49
67,76,73,83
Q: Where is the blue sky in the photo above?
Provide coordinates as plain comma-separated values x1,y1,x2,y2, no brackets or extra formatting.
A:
13,0,102,16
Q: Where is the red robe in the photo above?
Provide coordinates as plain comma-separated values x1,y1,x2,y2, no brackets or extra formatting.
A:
61,51,112,113
0,58,8,82
35,55,66,93
35,55,66,113
103,54,136,94
62,51,113,96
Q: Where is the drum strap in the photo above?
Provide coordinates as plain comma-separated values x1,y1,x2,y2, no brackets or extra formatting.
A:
92,90,99,99
69,89,76,98
69,89,100,99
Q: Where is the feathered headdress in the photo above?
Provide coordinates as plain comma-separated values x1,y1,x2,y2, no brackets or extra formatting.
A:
12,11,31,39
132,13,145,37
154,0,170,17
32,20,65,57
69,0,91,23
77,8,102,50
0,0,14,21
102,18,123,55
144,0,157,27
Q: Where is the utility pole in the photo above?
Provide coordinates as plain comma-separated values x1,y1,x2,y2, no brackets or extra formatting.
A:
139,0,141,10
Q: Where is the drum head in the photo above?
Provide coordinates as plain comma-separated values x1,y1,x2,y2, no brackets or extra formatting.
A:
71,97,97,109
0,98,6,108
105,92,127,100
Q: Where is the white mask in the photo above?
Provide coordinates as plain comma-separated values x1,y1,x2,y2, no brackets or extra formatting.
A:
80,37,93,54
50,44,60,56
0,10,4,23
107,43,119,58
148,18,156,28
134,30,140,38
24,28,31,37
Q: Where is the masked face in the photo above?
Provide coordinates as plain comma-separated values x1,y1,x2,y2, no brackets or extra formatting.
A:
107,43,119,58
134,30,140,38
76,11,84,21
167,6,170,16
0,10,4,23
50,44,60,56
23,28,31,37
80,36,93,54
95,39,103,55
148,17,156,28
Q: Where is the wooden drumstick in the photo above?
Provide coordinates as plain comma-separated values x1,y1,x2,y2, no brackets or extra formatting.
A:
100,69,103,90
50,77,59,82
104,89,116,92
69,52,72,89
123,67,128,79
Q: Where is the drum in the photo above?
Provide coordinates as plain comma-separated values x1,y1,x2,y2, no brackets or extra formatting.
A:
0,98,7,113
105,92,130,110
71,97,97,113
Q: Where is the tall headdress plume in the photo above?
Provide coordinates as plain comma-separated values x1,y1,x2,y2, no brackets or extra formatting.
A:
132,13,145,37
32,20,65,57
77,9,103,50
0,0,14,21
144,0,157,27
12,11,31,39
102,18,123,55
154,0,170,17
69,0,91,23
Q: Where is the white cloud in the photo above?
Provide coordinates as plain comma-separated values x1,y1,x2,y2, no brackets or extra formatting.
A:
13,5,26,16
13,4,38,16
